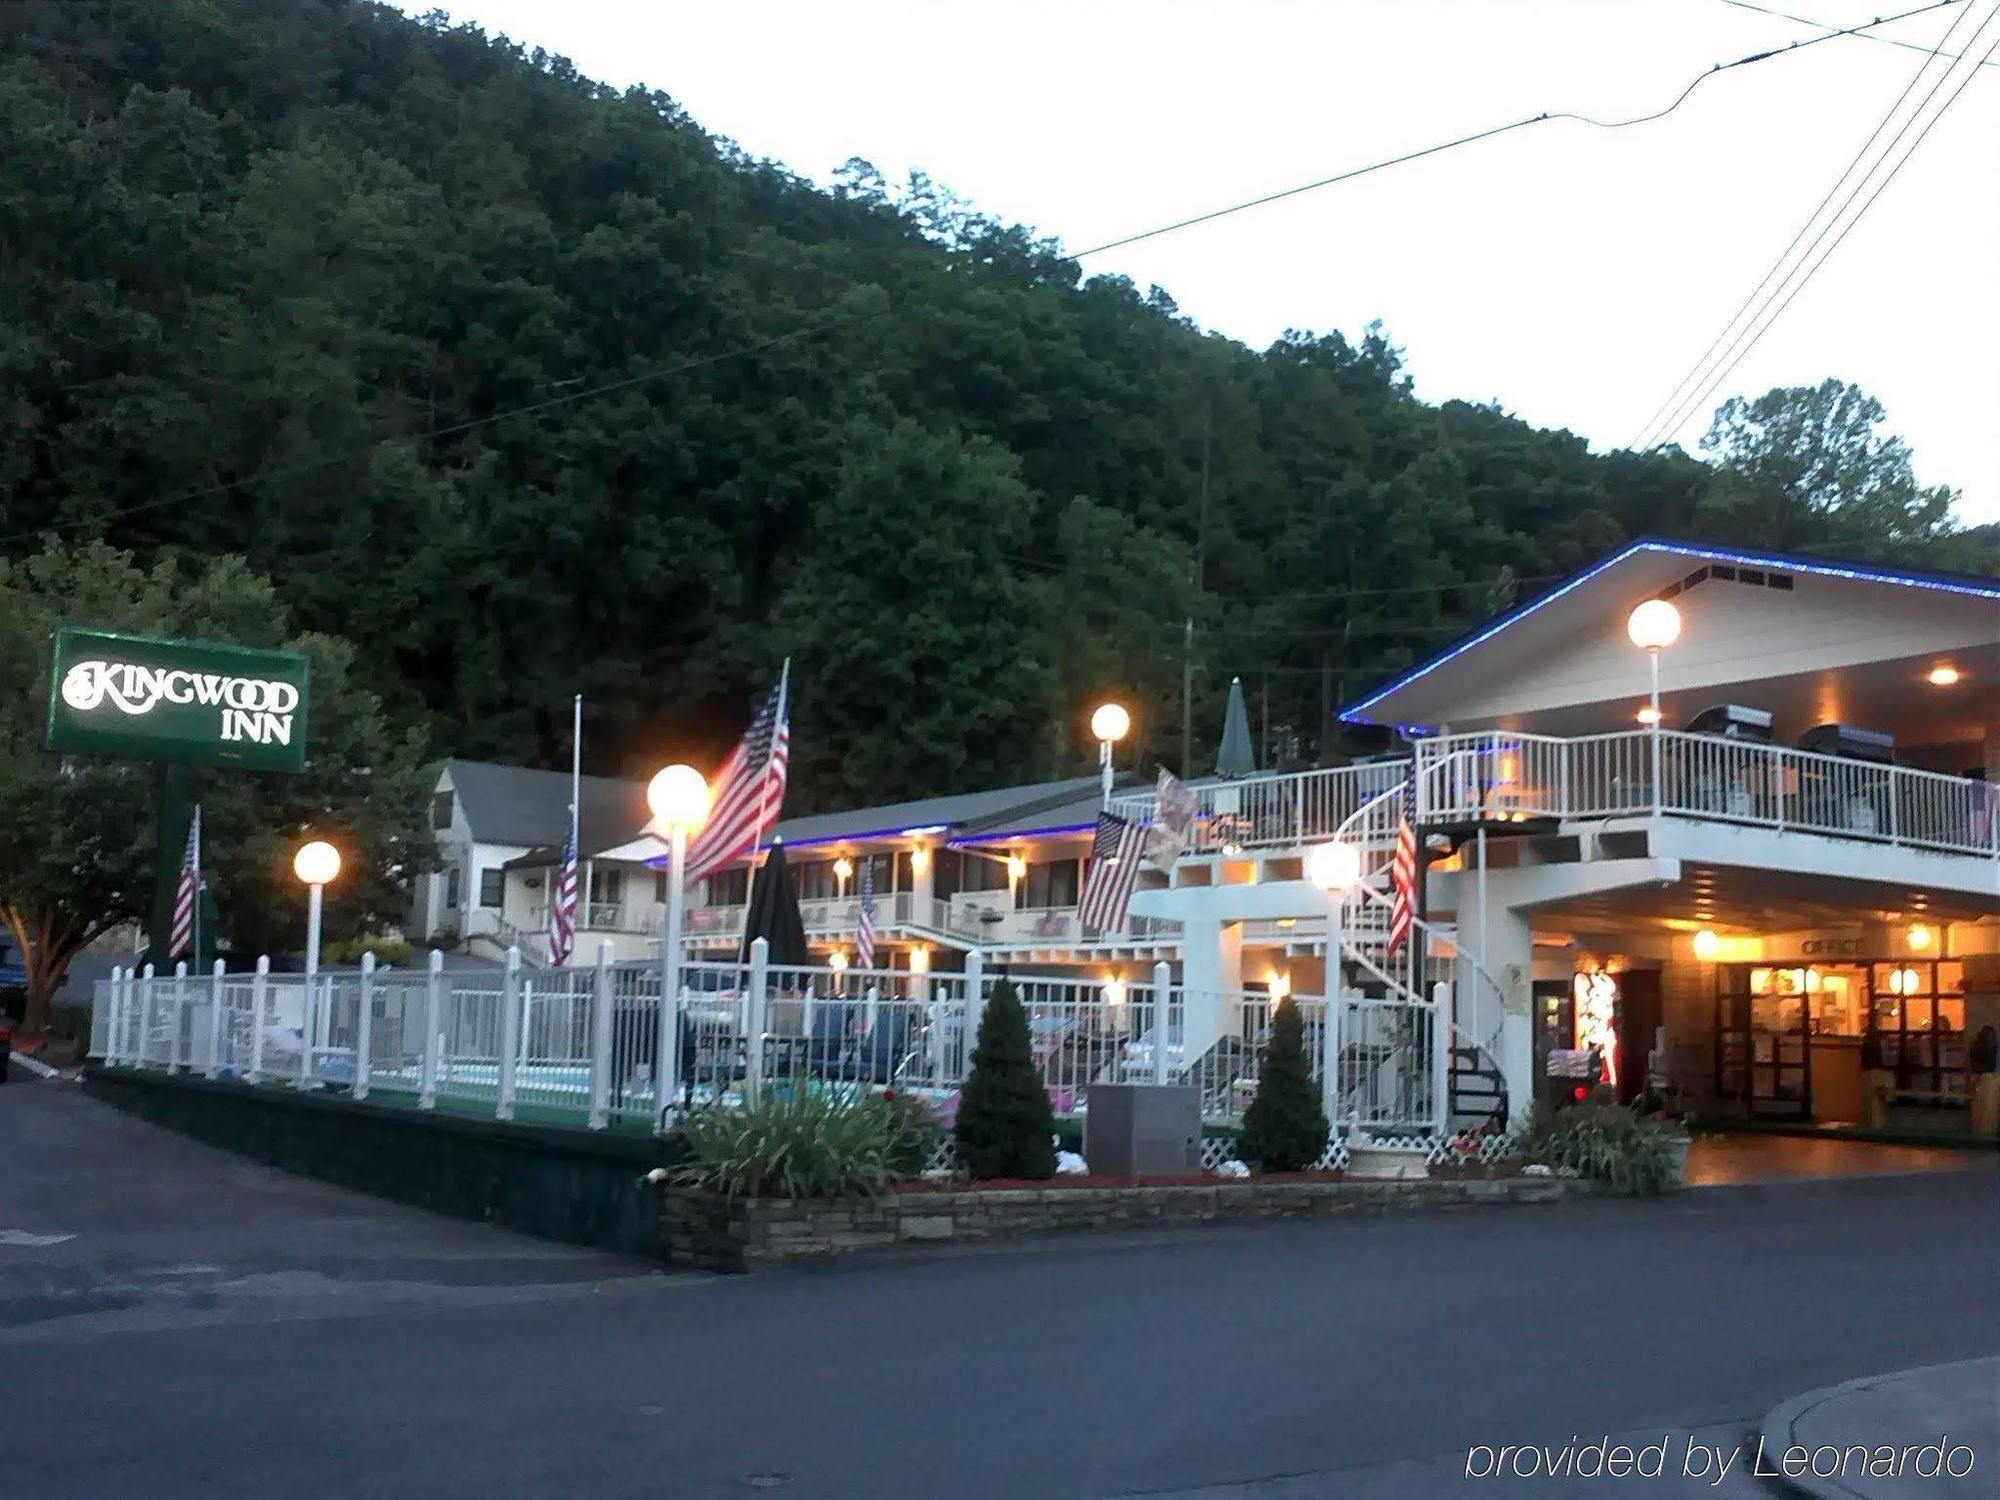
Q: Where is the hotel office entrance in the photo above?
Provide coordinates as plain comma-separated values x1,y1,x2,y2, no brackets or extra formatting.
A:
1714,958,1969,1122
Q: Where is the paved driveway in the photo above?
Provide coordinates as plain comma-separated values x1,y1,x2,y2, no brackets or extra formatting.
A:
0,1078,653,1336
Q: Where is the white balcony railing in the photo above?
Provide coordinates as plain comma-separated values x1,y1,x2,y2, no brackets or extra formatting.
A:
679,892,1180,949
1417,730,2000,859
1108,761,1408,855
528,902,665,936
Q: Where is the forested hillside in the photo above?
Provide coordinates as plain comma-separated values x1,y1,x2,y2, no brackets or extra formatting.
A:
4,0,1990,807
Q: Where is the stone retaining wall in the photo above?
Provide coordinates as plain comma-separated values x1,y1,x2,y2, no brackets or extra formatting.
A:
662,1176,1599,1272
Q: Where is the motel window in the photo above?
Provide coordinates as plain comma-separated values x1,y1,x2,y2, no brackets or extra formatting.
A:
653,871,668,904
478,869,504,908
795,860,836,901
431,791,454,830
954,852,1012,895
590,868,624,906
1023,858,1079,909
444,866,461,909
708,868,749,906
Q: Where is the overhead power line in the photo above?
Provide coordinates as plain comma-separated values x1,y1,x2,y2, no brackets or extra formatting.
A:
1632,0,1998,451
1,0,1967,551
1720,0,1999,66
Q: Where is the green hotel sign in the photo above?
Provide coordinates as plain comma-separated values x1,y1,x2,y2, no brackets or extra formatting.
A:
46,627,310,772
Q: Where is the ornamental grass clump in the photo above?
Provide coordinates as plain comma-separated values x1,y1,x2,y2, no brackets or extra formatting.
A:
1521,1100,1688,1194
676,1086,930,1199
954,979,1056,1180
1238,997,1329,1172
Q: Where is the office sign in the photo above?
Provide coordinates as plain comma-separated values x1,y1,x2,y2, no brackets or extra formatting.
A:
46,627,310,772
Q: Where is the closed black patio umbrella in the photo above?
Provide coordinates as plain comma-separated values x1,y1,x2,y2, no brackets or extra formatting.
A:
739,838,811,967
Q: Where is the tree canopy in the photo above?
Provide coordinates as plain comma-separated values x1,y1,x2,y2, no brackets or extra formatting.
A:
2,0,1990,812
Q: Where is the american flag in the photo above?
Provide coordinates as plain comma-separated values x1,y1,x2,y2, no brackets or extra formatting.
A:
1387,758,1419,954
168,805,201,961
854,857,877,971
547,810,579,967
684,667,791,884
1079,811,1148,934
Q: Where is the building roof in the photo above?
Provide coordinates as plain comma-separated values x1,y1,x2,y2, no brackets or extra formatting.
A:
445,759,650,855
1340,538,2000,734
770,776,1102,849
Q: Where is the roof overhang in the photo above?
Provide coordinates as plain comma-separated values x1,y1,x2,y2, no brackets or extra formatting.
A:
1341,539,2000,741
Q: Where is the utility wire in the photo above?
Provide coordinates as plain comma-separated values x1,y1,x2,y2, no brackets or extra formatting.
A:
1,0,1964,551
1633,0,1997,450
1720,0,1998,65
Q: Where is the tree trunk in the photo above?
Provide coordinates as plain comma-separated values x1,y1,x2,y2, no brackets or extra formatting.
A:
4,903,73,1042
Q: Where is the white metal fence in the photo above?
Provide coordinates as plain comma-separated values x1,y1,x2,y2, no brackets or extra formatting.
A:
90,945,1455,1137
1108,760,1409,854
1416,729,2000,858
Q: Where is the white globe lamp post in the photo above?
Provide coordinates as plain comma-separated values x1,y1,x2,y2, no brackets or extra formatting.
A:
1306,839,1362,1127
292,840,341,1084
1627,598,1681,814
1091,701,1131,807
647,764,710,1125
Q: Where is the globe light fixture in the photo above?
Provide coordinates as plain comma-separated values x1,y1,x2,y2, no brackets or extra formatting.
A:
829,950,849,973
909,846,930,878
293,840,341,888
833,856,853,891
1102,976,1127,1007
1692,928,1721,962
908,945,931,975
1268,972,1292,1002
1006,853,1027,885
1090,702,1131,744
645,764,711,832
1908,923,1933,952
1305,840,1362,892
1626,598,1682,652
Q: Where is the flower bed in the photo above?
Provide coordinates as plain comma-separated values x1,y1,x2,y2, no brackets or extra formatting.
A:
658,1171,1600,1272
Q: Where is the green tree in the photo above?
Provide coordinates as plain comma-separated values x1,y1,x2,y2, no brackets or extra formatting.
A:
0,542,435,1036
954,979,1056,1180
1697,380,1957,549
1238,998,1329,1172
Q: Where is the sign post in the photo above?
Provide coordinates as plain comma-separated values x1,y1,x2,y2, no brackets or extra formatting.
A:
46,627,311,969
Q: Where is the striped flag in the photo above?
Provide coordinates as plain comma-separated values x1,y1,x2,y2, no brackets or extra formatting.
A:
1387,759,1419,954
547,811,578,967
684,667,791,884
1079,811,1147,935
168,805,201,961
854,857,877,970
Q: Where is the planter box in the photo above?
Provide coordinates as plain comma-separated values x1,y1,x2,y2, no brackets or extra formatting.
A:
659,1174,1603,1272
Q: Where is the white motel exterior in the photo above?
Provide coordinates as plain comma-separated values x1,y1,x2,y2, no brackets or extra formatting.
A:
418,540,2000,1135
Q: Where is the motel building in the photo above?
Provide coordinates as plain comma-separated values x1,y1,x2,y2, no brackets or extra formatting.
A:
421,540,2000,1137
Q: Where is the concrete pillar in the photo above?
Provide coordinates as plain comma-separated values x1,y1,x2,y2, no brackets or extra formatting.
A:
911,846,937,924
1177,917,1244,1064
1984,694,2000,783
1454,874,1537,1125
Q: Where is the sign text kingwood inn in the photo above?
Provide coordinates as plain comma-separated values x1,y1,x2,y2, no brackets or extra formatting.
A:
46,627,311,773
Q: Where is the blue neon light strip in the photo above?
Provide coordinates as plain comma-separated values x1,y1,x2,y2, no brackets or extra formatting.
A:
1339,537,2000,728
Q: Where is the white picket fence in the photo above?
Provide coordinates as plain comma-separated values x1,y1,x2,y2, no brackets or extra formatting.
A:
91,943,1451,1137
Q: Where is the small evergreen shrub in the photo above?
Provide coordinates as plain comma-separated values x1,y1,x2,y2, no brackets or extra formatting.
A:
676,1087,920,1198
1239,997,1329,1172
1521,1100,1687,1194
880,1089,942,1176
954,980,1055,1180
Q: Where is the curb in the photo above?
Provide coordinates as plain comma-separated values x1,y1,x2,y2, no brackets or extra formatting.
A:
5,1051,64,1080
1759,1358,1994,1500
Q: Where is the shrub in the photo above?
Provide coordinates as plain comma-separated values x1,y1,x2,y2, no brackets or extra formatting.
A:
322,936,414,968
954,979,1055,1180
880,1090,942,1176
1522,1100,1687,1194
1238,997,1329,1172
675,1087,924,1198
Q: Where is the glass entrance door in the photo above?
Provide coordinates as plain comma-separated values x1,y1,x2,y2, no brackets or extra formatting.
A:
1715,966,1811,1119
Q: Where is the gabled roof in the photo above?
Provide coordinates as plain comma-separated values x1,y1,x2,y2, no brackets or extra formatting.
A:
1340,538,2000,732
445,759,649,853
770,776,1102,849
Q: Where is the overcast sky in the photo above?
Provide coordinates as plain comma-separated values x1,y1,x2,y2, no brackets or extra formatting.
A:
390,0,1999,524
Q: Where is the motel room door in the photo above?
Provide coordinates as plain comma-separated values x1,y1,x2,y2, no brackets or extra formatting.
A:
1715,966,1811,1120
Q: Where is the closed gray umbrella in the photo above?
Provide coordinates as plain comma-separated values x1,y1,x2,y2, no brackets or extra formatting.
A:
739,838,810,967
1216,676,1257,778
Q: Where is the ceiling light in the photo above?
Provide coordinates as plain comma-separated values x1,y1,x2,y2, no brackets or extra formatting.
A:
1926,665,1961,687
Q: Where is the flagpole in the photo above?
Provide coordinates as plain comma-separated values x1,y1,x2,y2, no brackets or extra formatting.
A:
189,804,202,972
733,659,790,953
568,693,582,961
